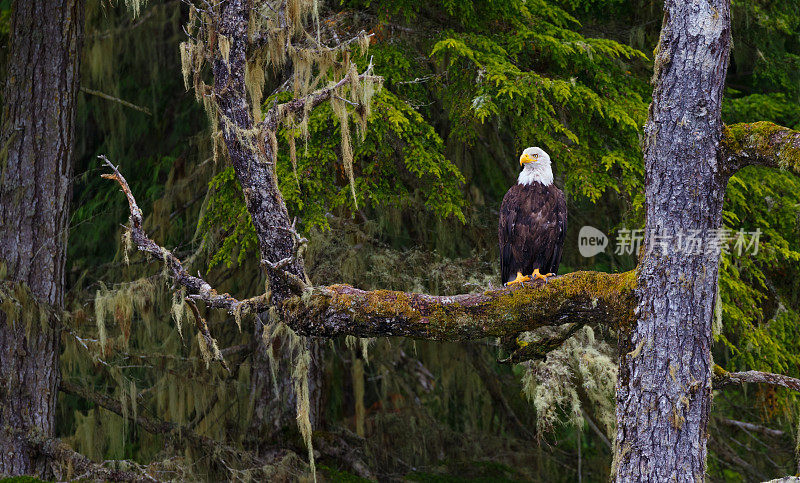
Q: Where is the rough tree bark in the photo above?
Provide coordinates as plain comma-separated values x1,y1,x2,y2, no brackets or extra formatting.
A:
0,0,83,476
211,1,324,446
613,1,731,480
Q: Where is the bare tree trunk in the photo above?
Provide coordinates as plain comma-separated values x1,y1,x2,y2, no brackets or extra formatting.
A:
211,1,323,448
0,0,83,476
614,1,731,480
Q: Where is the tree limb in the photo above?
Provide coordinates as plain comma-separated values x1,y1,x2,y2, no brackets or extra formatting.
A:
714,365,800,393
500,322,586,364
100,155,269,315
261,66,381,131
720,122,800,176
582,408,613,450
185,298,231,373
5,427,154,482
716,417,786,438
102,157,636,344
278,271,636,340
81,87,153,115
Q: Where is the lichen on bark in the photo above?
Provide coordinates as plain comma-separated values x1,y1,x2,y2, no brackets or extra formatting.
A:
279,270,637,340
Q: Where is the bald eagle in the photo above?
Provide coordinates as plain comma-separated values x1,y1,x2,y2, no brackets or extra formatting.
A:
499,147,567,286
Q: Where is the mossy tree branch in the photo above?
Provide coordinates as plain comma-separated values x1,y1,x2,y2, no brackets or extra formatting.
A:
102,156,636,349
260,65,381,132
721,122,800,176
5,426,154,482
278,271,636,340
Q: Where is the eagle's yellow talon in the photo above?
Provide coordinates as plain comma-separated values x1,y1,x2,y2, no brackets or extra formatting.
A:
531,268,555,282
505,271,531,286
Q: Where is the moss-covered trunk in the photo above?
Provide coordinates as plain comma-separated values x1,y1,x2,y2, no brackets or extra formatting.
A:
0,0,83,476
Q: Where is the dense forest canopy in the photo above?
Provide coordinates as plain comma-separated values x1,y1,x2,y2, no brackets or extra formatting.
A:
1,0,800,481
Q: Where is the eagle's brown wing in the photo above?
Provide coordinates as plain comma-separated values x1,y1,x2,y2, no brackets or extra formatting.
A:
499,183,567,284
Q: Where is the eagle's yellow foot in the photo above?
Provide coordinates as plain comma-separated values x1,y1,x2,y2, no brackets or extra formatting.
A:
531,268,555,283
505,271,531,286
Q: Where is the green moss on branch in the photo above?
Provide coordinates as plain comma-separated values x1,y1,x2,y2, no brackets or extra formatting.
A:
279,271,636,340
721,122,800,175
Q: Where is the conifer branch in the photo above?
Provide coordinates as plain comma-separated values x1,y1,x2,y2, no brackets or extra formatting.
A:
261,67,381,131
721,122,800,176
102,157,635,348
290,30,374,55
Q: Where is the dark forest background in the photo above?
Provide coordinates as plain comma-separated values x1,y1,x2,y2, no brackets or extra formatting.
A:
2,0,799,480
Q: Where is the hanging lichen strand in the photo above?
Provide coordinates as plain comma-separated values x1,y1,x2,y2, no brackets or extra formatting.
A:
173,0,381,478
180,0,376,198
131,0,147,17
280,27,376,209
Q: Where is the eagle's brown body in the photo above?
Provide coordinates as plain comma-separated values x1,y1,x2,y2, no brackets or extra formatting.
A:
498,181,567,284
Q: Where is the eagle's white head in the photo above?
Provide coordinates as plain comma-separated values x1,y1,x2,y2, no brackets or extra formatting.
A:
518,146,553,186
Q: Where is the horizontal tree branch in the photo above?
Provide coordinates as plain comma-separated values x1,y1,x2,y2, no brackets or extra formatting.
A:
278,271,637,340
716,417,786,438
102,157,636,346
81,87,153,115
721,122,800,176
713,365,800,393
5,426,153,482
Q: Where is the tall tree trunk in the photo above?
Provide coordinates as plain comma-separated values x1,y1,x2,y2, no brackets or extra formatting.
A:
211,1,323,449
614,1,731,480
0,0,83,476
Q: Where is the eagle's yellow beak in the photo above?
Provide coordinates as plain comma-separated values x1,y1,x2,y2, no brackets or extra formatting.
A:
520,153,534,165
